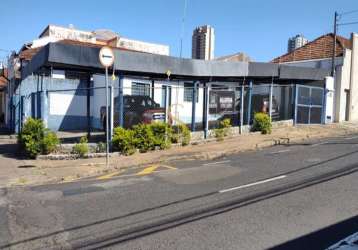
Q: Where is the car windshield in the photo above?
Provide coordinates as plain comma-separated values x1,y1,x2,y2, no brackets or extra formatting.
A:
115,96,159,108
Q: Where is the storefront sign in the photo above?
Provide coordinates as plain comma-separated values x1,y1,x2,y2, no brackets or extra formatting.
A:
209,91,235,114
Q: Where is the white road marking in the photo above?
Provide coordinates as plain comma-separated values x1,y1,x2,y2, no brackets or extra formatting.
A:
203,160,231,166
311,142,328,147
219,175,287,193
269,149,290,154
305,158,321,163
344,135,358,140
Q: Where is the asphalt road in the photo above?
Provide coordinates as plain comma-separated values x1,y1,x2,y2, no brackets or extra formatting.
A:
1,134,358,249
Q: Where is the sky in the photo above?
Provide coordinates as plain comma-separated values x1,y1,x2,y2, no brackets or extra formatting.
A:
0,0,357,63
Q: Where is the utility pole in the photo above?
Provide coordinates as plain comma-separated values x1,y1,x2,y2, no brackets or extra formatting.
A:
179,0,188,58
331,11,338,77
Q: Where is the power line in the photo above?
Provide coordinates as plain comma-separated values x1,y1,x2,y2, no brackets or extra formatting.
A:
338,21,358,26
0,48,11,53
339,9,358,16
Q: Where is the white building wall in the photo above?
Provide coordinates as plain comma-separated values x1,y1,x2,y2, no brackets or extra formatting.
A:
335,50,351,122
91,75,205,129
349,33,358,121
325,77,334,123
91,74,107,129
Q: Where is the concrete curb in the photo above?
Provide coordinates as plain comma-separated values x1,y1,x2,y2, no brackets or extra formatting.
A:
8,124,358,187
37,152,120,160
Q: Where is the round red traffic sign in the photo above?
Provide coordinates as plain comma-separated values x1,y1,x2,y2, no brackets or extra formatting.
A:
99,46,115,68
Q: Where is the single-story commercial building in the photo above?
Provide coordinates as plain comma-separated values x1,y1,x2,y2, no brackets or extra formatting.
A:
5,40,331,137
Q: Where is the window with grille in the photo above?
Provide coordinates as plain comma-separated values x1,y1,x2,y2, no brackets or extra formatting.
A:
131,82,150,96
184,82,199,102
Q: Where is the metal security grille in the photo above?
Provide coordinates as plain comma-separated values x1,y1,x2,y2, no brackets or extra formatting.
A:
131,82,150,96
295,85,324,124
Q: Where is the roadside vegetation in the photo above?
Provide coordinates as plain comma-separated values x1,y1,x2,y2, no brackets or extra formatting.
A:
112,122,191,155
18,118,59,158
252,112,272,134
171,123,191,146
214,118,232,141
72,136,89,157
18,115,273,159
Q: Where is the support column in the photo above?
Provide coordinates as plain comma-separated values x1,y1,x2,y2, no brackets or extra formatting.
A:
164,85,169,123
294,85,298,125
118,75,124,127
240,84,244,134
151,80,155,100
87,74,91,139
191,81,198,132
37,75,42,119
19,96,24,132
203,83,209,138
41,90,48,128
110,77,114,139
247,81,253,125
269,82,273,119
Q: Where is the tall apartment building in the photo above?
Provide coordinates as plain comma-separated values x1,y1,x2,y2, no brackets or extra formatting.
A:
287,34,308,53
192,25,215,60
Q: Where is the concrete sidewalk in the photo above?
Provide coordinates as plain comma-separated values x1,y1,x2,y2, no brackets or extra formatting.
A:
0,122,358,187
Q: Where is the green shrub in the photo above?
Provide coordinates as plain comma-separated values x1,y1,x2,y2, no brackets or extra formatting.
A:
172,124,191,146
72,136,89,157
95,142,106,153
18,118,60,158
42,131,59,155
132,123,155,153
149,122,172,149
214,128,225,141
252,112,272,134
112,122,190,155
18,118,45,158
112,127,136,155
214,118,232,141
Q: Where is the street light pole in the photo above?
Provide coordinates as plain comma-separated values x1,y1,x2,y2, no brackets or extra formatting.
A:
331,11,338,77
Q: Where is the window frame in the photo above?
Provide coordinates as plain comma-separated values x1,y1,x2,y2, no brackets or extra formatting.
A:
183,82,199,103
131,82,150,97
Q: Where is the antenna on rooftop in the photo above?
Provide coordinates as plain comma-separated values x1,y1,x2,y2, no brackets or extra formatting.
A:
179,0,188,58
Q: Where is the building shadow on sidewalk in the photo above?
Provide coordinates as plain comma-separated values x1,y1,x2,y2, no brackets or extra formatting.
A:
0,142,26,160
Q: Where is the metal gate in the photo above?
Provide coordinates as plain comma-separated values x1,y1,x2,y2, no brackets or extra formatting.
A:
295,85,324,124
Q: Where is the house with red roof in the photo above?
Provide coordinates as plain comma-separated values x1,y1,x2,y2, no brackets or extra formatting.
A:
272,33,358,122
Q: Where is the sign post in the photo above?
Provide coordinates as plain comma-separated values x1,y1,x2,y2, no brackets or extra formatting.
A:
99,46,115,168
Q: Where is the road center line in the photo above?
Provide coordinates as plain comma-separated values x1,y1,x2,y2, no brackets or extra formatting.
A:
219,175,287,193
311,142,328,147
270,149,290,154
344,135,358,140
203,160,231,166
